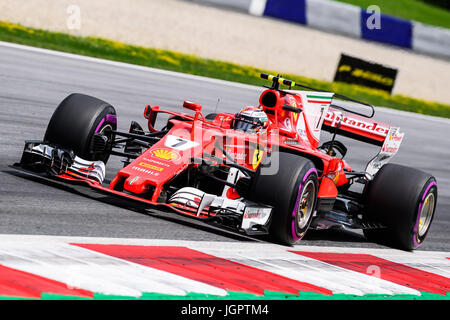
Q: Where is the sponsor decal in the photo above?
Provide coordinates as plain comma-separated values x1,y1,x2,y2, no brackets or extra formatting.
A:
142,158,171,167
244,208,263,219
365,127,404,175
252,147,264,169
241,207,272,230
227,152,246,161
128,176,140,185
325,111,389,136
382,146,399,153
224,144,245,149
151,149,181,161
380,128,404,154
291,101,299,121
224,145,246,161
285,96,301,122
139,162,164,172
217,115,233,122
297,128,307,138
283,118,292,130
132,166,160,176
284,140,299,146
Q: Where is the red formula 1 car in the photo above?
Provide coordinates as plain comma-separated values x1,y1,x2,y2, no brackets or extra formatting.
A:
16,73,438,250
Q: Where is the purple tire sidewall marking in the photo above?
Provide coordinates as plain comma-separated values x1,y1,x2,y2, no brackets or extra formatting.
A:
105,114,117,125
94,114,117,134
94,118,105,134
291,168,318,241
413,181,437,247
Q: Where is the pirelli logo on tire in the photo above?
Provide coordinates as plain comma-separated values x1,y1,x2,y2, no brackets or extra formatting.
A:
334,54,398,94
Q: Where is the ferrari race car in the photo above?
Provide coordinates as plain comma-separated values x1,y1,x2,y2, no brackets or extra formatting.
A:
15,73,438,250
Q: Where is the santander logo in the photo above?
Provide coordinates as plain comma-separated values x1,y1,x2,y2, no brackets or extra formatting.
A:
325,110,389,136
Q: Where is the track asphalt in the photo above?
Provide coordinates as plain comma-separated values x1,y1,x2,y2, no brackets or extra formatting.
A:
0,43,448,251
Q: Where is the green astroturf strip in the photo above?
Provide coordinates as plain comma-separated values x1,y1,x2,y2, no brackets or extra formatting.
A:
0,296,38,300
307,95,333,99
0,291,448,300
40,293,93,300
0,21,449,118
68,290,450,300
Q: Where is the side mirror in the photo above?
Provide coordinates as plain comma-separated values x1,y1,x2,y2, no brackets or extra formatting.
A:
282,104,301,113
183,101,202,112
144,104,159,132
144,104,152,119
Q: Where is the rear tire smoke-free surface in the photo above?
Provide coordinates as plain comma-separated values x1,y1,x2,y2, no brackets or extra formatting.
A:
249,152,318,245
44,93,117,163
363,163,438,251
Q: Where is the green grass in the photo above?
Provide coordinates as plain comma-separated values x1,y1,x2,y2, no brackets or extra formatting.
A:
1,21,449,118
333,0,450,29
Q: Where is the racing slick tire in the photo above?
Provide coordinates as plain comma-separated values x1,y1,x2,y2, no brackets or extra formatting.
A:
248,152,318,245
44,93,117,163
363,163,438,251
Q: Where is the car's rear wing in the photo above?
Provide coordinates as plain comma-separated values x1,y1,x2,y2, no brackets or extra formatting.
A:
322,107,391,146
322,106,405,176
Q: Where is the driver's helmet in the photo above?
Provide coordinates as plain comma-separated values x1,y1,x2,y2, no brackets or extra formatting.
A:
233,106,269,134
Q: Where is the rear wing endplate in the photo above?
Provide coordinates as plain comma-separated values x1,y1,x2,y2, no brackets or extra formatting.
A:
365,127,404,176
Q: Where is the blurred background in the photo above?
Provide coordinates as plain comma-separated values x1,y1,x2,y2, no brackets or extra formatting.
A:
0,0,448,249
0,0,449,109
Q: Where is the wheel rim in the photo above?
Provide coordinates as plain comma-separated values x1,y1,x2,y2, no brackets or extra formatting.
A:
418,192,435,237
100,123,113,138
296,180,316,229
95,123,113,161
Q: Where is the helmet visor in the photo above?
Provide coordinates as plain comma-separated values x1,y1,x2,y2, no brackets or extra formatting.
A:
234,119,259,133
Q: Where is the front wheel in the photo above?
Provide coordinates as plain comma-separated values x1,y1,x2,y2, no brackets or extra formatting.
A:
44,93,117,163
363,163,438,251
248,152,318,245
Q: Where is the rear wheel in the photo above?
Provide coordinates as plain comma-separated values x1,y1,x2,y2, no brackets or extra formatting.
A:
248,152,318,245
363,163,438,251
44,93,117,163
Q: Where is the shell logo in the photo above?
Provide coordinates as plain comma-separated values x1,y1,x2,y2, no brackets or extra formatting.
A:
291,101,299,122
152,149,180,161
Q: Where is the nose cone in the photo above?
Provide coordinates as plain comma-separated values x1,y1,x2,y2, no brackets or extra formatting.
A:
123,175,151,194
